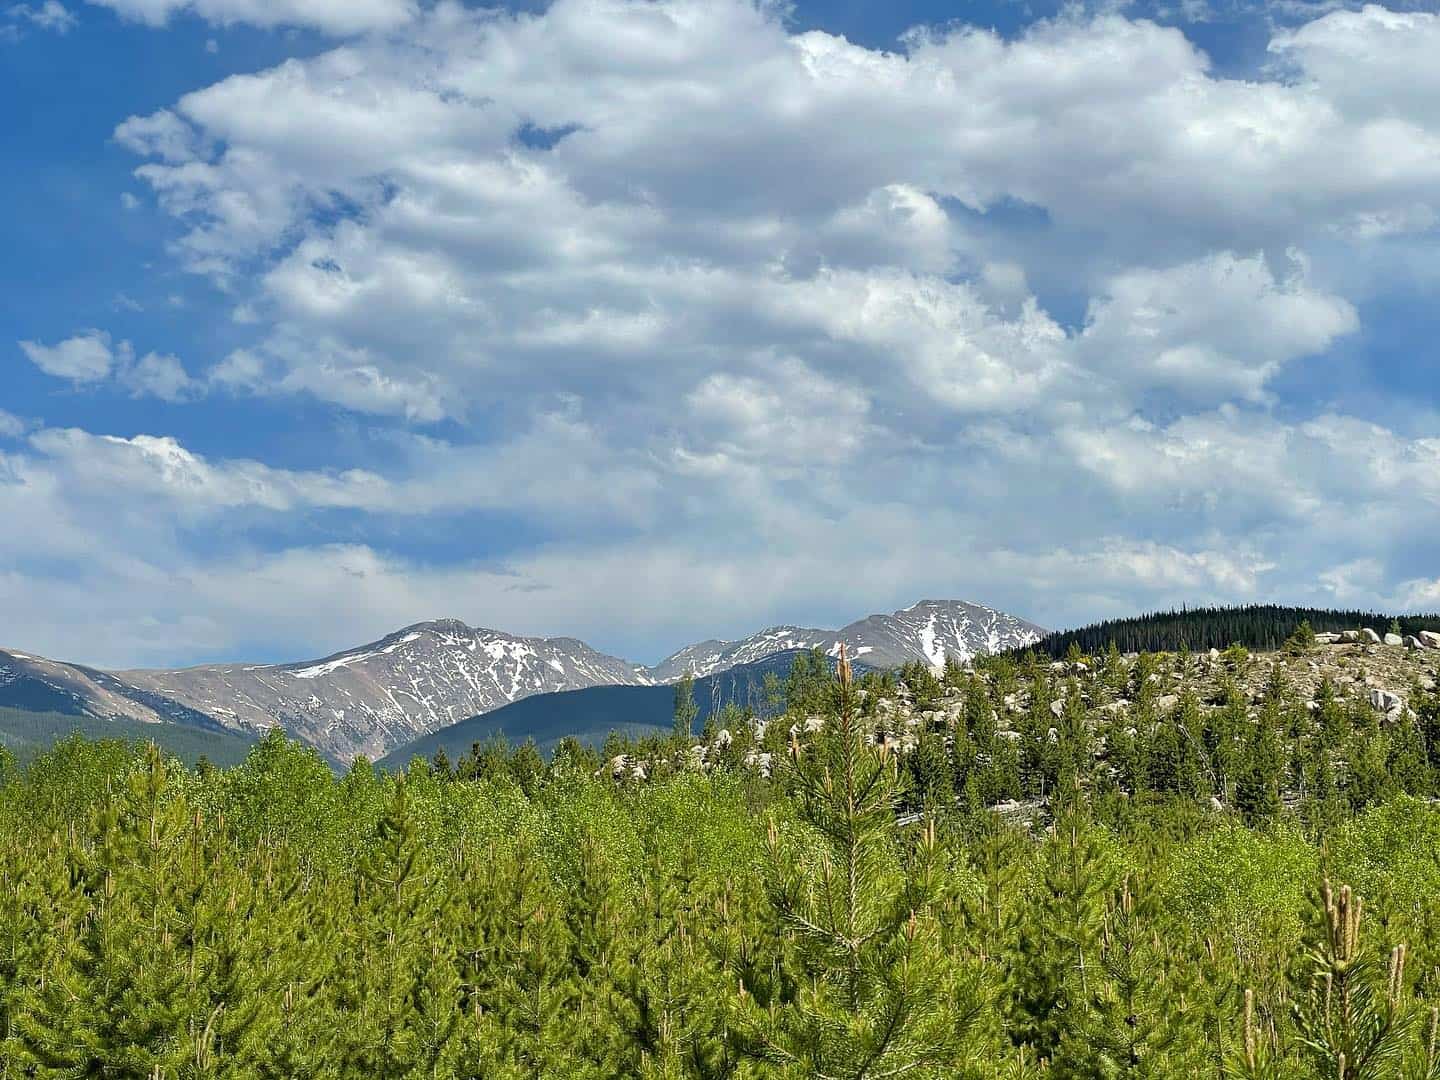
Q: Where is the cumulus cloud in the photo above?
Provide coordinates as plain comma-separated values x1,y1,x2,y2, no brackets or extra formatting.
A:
1075,252,1358,403
19,331,200,401
120,351,199,402
6,0,1439,664
19,331,116,381
84,0,413,33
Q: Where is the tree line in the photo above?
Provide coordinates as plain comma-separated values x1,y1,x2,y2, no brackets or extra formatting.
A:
1025,605,1440,659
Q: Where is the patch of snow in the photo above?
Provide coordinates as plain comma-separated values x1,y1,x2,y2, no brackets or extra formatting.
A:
290,649,379,679
381,632,423,654
918,613,945,669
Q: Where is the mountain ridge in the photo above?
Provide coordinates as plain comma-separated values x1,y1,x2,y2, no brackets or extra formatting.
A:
649,599,1046,680
0,598,1044,763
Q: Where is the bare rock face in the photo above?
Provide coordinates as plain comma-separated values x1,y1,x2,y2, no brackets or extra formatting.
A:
1421,631,1440,650
1370,688,1405,714
1385,633,1405,647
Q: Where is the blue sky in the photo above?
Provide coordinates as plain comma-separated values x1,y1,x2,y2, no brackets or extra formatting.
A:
2,0,1438,669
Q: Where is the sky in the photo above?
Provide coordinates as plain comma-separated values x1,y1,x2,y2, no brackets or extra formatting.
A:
2,0,1439,669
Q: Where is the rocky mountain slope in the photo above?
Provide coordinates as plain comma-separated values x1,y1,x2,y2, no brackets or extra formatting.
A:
113,621,649,762
378,649,838,768
649,600,1045,681
3,621,649,763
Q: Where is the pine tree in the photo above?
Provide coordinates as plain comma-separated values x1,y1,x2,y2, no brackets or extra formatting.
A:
736,646,979,1078
1003,799,1115,1069
1291,881,1413,1080
1080,874,1193,1078
674,675,700,745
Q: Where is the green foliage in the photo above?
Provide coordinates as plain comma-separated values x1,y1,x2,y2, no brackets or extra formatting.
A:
674,673,700,743
737,650,981,1076
3,697,1440,1078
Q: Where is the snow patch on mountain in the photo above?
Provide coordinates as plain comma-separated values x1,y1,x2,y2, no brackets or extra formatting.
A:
648,600,1045,681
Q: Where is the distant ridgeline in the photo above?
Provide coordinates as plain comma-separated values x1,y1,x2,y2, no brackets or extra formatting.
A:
1024,605,1440,658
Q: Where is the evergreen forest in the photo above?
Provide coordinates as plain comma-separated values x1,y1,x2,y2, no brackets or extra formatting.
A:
1027,606,1440,658
5,638,1440,1078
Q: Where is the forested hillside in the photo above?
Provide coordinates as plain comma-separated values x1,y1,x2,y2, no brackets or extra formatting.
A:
0,706,258,766
1027,604,1440,657
378,649,812,769
4,637,1440,1076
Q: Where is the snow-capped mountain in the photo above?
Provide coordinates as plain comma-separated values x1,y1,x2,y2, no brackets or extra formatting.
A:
647,628,834,683
2,620,649,764
113,620,649,762
647,600,1046,681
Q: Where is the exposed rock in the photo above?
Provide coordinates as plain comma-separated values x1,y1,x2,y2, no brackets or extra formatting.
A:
1049,699,1065,719
1157,694,1180,711
1385,633,1405,647
1370,689,1404,713
1421,631,1440,650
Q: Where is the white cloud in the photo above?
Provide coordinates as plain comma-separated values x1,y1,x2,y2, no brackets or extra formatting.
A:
1270,6,1440,131
84,0,413,34
120,191,140,210
19,331,116,381
7,0,1439,664
0,410,26,439
685,356,872,465
121,351,198,402
7,0,77,32
210,339,452,421
25,428,387,512
1075,251,1358,403
19,330,201,401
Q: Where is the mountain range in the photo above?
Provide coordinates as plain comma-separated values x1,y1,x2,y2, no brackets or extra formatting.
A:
650,600,1047,680
0,599,1044,763
376,649,841,769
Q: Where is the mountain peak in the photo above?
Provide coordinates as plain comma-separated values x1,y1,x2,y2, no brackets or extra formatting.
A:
647,599,1044,682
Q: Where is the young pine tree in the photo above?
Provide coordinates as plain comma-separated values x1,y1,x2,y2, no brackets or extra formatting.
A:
736,646,980,1078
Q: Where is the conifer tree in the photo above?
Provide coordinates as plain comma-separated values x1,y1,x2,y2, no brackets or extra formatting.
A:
736,646,978,1078
675,675,700,745
1003,799,1114,1069
1291,881,1413,1080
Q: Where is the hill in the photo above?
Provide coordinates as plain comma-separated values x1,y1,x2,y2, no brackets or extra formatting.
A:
378,649,823,768
0,706,259,767
1023,605,1440,658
